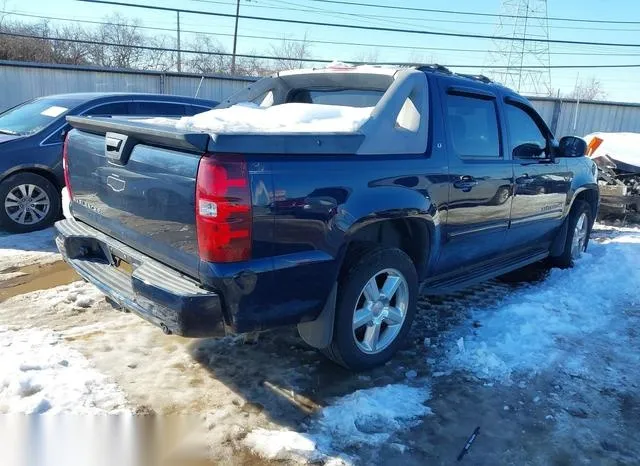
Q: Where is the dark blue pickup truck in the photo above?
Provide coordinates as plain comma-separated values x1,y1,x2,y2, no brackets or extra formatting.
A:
56,65,598,370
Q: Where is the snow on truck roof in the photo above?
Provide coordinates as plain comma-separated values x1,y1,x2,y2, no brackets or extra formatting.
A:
277,62,405,77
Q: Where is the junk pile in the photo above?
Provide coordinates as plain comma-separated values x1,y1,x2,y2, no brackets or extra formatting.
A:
584,132,640,219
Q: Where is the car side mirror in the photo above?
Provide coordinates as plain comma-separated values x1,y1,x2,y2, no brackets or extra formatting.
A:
513,142,545,160
557,136,587,158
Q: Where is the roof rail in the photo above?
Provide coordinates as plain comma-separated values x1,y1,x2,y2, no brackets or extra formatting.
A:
458,73,493,84
414,64,452,75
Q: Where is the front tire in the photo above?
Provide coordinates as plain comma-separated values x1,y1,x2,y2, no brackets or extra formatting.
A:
323,247,418,371
0,173,61,233
550,200,592,268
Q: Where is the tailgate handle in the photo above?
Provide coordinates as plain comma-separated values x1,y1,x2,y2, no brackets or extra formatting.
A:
105,137,122,152
105,132,136,164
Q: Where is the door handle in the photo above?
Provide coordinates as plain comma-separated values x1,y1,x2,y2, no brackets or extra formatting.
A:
453,175,478,191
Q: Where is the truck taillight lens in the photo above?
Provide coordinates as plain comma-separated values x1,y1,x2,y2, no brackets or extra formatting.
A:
62,134,73,199
195,154,252,263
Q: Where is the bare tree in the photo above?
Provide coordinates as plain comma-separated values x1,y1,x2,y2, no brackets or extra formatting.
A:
50,24,91,65
0,20,54,63
88,14,144,69
185,34,232,74
269,34,312,70
352,49,379,65
568,77,607,101
0,0,8,31
141,35,176,71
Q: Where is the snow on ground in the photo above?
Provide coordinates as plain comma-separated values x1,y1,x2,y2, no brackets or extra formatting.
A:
0,327,127,414
145,102,373,135
446,228,640,384
1,281,104,329
244,384,431,463
0,228,59,271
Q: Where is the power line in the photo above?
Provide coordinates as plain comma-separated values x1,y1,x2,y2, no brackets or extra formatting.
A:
4,30,640,69
6,10,640,58
301,0,640,25
76,0,640,48
191,0,640,32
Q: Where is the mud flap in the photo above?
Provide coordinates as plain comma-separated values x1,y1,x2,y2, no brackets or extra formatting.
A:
550,215,570,257
297,283,337,350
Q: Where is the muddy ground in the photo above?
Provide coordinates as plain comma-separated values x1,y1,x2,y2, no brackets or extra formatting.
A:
1,225,639,465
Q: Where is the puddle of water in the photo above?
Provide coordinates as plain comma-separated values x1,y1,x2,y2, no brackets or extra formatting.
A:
0,260,80,302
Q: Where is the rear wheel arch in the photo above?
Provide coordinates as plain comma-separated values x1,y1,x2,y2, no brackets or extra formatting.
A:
0,171,62,232
1,166,63,192
343,217,432,280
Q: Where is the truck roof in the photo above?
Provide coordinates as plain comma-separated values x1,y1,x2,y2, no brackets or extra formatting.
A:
278,62,515,95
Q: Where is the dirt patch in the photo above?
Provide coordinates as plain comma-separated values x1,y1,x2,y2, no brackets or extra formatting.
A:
0,260,80,302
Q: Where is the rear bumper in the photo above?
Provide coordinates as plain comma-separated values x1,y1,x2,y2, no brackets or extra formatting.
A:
55,218,223,337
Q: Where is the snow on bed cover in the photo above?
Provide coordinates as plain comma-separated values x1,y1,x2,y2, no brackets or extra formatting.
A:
144,102,374,134
0,327,127,414
584,132,640,167
446,228,640,383
244,384,431,462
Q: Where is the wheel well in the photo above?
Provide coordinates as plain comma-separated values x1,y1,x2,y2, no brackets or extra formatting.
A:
573,189,599,222
344,218,430,278
1,167,62,191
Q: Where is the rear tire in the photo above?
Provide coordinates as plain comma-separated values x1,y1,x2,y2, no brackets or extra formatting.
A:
323,247,418,371
550,200,592,269
0,173,61,233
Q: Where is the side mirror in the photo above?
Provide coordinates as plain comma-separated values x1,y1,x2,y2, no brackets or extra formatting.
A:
557,136,587,158
513,142,545,160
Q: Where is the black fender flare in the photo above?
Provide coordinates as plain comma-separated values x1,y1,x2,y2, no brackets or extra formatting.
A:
551,186,599,257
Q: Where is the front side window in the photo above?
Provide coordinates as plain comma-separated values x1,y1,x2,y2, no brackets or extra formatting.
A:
505,103,548,158
446,93,501,157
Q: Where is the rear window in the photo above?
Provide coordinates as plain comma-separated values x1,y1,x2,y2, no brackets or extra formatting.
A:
287,89,383,107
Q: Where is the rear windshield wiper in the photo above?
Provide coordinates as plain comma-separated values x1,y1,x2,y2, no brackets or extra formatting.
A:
0,129,19,135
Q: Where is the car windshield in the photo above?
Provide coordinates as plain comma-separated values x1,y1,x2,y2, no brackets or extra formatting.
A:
0,97,81,136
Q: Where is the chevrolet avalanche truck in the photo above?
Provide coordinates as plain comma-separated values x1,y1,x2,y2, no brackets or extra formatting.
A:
55,64,598,370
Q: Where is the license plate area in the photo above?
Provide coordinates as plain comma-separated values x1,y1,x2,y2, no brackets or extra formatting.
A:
112,255,134,276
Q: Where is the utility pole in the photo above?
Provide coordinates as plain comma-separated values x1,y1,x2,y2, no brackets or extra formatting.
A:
517,1,529,92
176,11,182,72
231,0,240,74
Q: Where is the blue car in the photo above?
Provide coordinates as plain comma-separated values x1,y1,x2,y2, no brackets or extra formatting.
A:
0,93,217,232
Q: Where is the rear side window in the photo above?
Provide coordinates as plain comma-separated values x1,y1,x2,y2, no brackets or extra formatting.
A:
288,89,383,107
186,105,213,115
446,94,501,158
130,102,190,116
84,102,131,116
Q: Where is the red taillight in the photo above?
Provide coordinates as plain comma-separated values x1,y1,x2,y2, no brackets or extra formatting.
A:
195,154,252,263
62,134,73,199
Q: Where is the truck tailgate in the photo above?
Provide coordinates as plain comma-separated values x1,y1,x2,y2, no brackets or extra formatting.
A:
65,119,207,278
